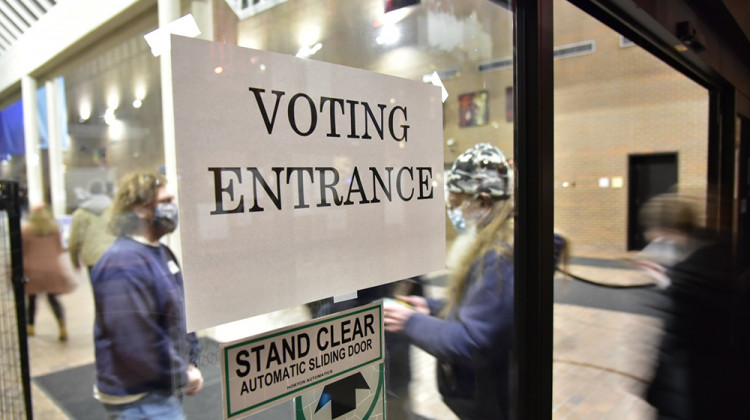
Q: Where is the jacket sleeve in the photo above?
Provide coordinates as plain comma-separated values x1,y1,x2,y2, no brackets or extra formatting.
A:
426,297,446,316
404,253,514,365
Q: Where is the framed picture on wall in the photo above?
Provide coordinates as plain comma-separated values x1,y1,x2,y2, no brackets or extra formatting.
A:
458,90,489,127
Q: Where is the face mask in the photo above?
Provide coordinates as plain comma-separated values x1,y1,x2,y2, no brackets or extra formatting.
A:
153,202,179,233
447,207,467,233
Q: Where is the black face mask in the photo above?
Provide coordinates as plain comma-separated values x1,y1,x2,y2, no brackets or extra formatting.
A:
153,202,179,234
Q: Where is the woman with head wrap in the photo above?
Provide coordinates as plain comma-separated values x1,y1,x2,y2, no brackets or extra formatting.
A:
384,143,514,420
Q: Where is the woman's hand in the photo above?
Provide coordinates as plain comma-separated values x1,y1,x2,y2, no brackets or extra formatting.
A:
395,295,430,315
383,295,428,333
184,364,204,395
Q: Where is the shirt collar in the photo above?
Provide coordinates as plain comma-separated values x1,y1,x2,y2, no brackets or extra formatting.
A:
130,234,161,248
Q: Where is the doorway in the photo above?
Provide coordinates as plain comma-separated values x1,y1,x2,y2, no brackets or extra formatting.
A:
627,153,678,250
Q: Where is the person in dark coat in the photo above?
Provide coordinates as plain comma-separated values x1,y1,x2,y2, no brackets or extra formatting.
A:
641,193,750,419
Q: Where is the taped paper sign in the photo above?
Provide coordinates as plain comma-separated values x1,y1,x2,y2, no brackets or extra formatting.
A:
171,35,445,331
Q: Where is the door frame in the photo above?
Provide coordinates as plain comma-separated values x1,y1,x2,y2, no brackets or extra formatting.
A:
627,152,679,250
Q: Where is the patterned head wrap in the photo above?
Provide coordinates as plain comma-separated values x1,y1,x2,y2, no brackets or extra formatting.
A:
446,143,512,198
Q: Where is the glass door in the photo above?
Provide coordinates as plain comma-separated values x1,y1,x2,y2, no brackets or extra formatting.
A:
26,0,527,418
552,0,711,418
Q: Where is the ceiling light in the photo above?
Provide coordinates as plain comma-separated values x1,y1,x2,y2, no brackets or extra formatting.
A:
376,24,401,45
79,101,91,122
132,99,143,109
104,108,116,125
109,120,125,142
107,91,120,110
134,83,147,101
297,24,321,48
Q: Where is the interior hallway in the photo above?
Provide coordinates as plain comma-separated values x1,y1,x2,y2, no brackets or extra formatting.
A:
26,253,661,419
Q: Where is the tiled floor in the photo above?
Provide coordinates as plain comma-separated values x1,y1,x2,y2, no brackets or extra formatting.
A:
24,252,662,419
552,304,660,419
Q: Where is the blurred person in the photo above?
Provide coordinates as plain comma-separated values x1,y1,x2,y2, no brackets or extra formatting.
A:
640,193,750,419
631,193,703,289
91,172,203,419
68,181,116,276
18,184,29,216
22,205,76,340
553,231,569,272
552,231,573,294
384,143,514,420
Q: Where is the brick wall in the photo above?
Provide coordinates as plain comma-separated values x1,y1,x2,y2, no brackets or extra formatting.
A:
442,1,709,254
553,0,708,253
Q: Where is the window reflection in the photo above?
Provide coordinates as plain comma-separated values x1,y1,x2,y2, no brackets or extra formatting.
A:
62,14,163,208
552,0,709,418
18,1,516,419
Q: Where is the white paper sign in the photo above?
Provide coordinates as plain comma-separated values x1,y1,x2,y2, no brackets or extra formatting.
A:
171,35,445,331
221,302,384,418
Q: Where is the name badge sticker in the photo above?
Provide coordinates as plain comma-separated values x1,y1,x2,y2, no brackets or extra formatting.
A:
167,260,180,275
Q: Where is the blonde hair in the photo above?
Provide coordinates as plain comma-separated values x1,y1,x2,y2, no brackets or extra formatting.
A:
25,206,59,236
442,197,514,317
108,172,166,236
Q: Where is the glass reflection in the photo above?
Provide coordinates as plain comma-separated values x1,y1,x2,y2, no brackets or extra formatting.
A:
552,0,710,418
23,1,514,419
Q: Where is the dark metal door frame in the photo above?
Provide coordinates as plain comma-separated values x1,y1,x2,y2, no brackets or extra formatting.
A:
0,180,32,419
513,0,554,418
